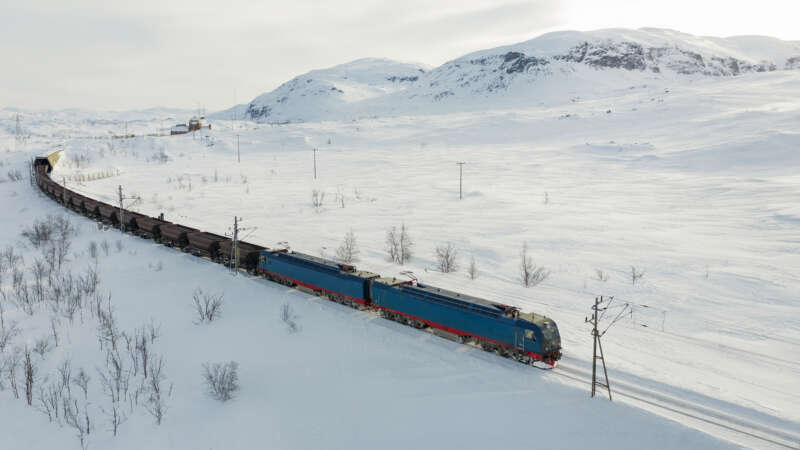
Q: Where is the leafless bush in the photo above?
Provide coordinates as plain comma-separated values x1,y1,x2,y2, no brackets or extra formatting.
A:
311,189,325,209
202,361,239,402
520,243,550,287
281,303,299,333
14,281,34,315
22,219,54,248
468,255,478,280
72,368,90,399
33,336,52,357
192,288,224,324
50,317,60,347
101,240,110,256
150,148,169,164
57,359,72,398
7,169,23,182
0,320,20,352
2,246,23,270
24,346,36,405
78,265,100,297
21,215,76,252
335,229,359,264
36,380,63,423
595,269,609,282
31,259,48,304
63,396,91,450
386,223,413,264
98,348,130,436
88,241,98,260
631,266,645,285
96,295,119,351
3,347,22,398
435,243,459,273
145,356,168,425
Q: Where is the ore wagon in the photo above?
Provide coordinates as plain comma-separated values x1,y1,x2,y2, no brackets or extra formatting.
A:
159,223,197,248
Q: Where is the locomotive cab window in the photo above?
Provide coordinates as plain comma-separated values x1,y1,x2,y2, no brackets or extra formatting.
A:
525,330,535,341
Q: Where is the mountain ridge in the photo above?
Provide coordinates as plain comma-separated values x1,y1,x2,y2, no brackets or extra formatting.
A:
211,28,800,123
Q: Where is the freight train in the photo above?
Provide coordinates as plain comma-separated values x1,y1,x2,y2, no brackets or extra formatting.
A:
33,153,562,366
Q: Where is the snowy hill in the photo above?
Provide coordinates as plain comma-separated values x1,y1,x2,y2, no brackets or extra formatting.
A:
217,28,800,122
212,58,426,123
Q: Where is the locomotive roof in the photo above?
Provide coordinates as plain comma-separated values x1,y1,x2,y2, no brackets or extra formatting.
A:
277,251,377,277
408,283,513,314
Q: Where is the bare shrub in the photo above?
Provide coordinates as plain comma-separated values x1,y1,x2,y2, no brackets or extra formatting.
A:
3,347,22,398
21,219,54,248
96,295,119,351
72,368,90,399
520,243,550,287
33,336,52,358
0,320,20,352
631,266,645,285
335,229,359,264
202,361,239,402
468,255,478,280
97,349,129,436
101,240,110,256
24,346,36,405
2,246,23,269
596,269,609,282
30,259,48,304
7,169,22,182
145,356,168,425
57,359,72,398
21,215,75,254
386,223,413,264
281,303,299,333
115,240,123,253
435,243,459,273
50,317,60,347
192,288,224,324
63,396,91,450
78,265,100,296
35,380,62,423
311,189,325,209
88,241,98,260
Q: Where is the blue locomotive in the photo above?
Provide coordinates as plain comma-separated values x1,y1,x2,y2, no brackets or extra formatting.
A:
258,249,562,365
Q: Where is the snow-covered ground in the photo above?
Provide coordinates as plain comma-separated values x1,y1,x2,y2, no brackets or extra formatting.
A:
2,28,800,450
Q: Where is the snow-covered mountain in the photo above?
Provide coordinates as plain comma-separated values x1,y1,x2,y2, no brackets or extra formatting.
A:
213,28,800,122
215,58,426,123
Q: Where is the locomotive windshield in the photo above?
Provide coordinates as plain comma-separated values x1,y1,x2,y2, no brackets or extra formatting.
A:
541,321,560,346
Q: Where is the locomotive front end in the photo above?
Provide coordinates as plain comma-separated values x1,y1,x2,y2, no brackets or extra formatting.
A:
540,318,562,364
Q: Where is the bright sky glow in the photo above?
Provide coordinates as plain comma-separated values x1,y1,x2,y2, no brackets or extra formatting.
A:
1,0,798,111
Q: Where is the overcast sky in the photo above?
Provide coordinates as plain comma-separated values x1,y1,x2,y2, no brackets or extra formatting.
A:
2,0,798,111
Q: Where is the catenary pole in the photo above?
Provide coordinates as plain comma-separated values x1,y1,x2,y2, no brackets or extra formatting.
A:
456,161,466,199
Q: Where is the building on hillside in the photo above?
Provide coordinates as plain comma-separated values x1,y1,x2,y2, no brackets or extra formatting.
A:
170,124,189,135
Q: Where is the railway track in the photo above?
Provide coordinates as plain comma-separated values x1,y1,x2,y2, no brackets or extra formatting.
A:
552,361,800,450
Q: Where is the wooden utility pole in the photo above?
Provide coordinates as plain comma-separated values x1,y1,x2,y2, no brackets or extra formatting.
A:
456,161,466,200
